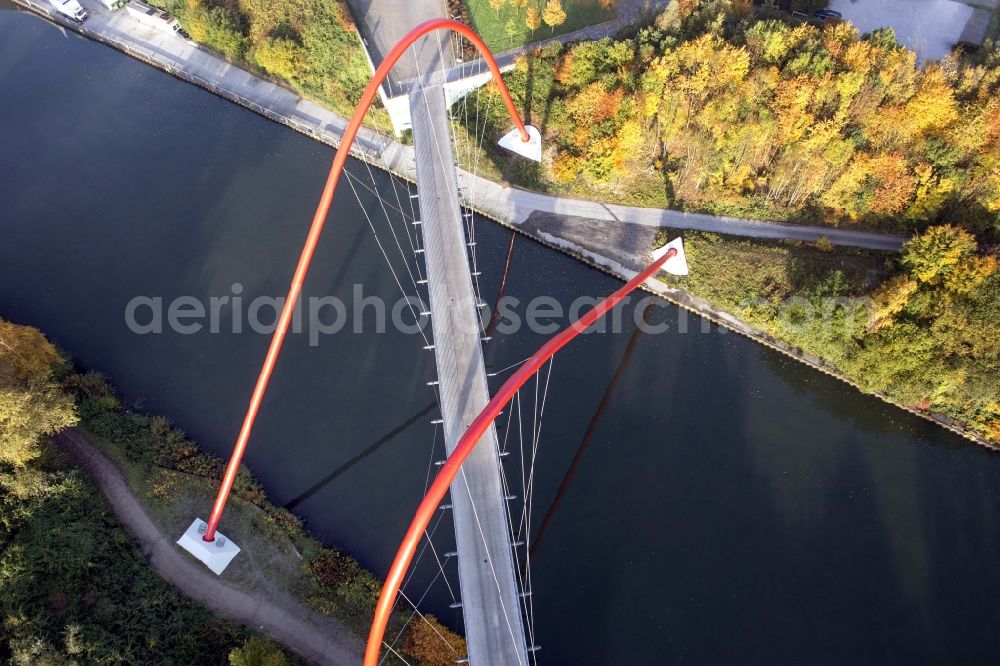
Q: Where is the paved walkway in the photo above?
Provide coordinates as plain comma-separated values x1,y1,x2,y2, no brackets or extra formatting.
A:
348,0,451,93
411,85,530,665
16,0,906,250
55,429,363,666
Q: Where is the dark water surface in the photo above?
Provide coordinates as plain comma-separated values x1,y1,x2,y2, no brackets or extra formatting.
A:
3,10,1000,664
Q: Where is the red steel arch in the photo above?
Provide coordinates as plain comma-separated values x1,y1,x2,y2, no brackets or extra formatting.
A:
203,18,530,543
364,246,677,665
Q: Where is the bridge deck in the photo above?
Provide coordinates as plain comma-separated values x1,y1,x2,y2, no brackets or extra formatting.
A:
410,85,529,666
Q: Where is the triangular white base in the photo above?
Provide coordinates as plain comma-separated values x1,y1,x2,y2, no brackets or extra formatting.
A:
176,518,241,575
653,237,689,276
498,125,542,162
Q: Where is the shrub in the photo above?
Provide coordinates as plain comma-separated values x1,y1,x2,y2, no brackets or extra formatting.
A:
402,614,468,666
228,637,288,666
183,6,249,61
63,371,113,399
253,37,302,81
309,549,380,626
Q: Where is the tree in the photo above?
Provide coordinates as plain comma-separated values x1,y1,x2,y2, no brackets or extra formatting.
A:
505,16,519,45
525,6,541,34
228,637,288,666
489,0,506,19
542,0,567,32
402,615,467,666
868,274,918,331
0,320,77,467
944,255,998,295
253,38,301,82
901,224,978,285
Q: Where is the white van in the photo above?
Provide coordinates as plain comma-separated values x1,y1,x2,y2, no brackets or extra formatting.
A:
48,0,87,21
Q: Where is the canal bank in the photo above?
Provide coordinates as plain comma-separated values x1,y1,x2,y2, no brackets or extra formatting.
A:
494,211,999,451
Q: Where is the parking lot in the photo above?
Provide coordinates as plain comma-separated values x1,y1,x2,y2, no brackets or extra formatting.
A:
828,0,992,60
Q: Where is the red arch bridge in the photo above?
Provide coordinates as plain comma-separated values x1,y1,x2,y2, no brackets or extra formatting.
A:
174,18,689,665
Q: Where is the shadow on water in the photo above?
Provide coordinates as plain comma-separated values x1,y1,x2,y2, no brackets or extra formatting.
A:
530,300,656,557
483,228,516,338
284,402,436,511
760,346,977,454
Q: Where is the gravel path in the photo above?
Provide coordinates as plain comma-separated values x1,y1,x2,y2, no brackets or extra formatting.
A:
55,428,363,666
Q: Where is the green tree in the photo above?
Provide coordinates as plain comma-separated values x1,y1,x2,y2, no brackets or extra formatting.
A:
182,6,248,61
901,224,978,285
505,16,519,45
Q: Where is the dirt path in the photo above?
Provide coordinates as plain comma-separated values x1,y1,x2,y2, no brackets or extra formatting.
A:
55,428,364,666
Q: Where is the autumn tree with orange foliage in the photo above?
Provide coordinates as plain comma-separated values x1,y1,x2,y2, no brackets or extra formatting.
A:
402,615,468,666
475,0,999,232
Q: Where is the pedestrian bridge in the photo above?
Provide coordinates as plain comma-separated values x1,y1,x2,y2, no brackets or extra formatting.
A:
180,17,686,666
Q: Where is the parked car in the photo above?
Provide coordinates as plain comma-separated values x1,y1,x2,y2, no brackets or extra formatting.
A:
48,0,87,21
100,0,127,10
815,9,843,19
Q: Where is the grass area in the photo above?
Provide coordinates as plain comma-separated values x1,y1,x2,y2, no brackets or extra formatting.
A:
78,422,316,622
145,0,378,123
463,0,615,52
656,230,891,330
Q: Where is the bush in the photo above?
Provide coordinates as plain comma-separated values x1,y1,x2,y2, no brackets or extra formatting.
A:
309,550,381,628
183,6,249,61
228,637,288,666
253,37,302,81
0,457,247,662
402,614,468,666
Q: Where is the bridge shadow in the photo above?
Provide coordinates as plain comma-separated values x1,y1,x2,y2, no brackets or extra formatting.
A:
530,300,656,556
521,209,658,272
284,401,436,510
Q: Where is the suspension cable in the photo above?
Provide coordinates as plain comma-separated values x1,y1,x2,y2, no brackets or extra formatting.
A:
203,18,531,543
364,247,679,665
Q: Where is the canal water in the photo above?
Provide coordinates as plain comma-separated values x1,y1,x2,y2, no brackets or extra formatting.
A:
3,10,1000,664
